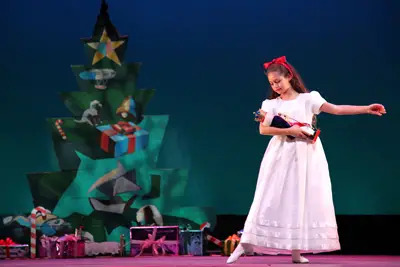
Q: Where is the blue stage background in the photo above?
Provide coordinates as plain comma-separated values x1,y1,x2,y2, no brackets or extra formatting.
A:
1,0,399,215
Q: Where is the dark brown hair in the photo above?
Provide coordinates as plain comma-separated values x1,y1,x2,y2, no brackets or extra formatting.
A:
265,63,317,127
265,62,309,100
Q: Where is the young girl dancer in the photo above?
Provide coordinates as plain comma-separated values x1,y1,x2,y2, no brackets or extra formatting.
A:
227,56,386,264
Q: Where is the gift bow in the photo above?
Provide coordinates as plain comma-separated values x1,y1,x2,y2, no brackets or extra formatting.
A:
226,234,240,241
58,234,78,242
0,238,15,246
231,234,240,241
112,121,138,134
138,229,167,256
263,56,293,76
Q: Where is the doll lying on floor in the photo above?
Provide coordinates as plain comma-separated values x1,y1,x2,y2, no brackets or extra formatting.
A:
253,110,320,143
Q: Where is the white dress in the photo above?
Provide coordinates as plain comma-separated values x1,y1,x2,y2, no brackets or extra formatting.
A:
240,91,341,255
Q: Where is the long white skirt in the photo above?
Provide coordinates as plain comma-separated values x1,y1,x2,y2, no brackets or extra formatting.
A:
240,136,341,255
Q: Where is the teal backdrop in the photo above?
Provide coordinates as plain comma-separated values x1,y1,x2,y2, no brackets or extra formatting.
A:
1,0,399,215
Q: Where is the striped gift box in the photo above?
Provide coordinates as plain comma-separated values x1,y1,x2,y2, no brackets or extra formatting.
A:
0,245,29,259
97,122,149,157
130,226,179,257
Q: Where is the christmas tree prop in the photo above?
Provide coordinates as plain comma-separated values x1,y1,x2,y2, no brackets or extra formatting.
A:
23,0,215,246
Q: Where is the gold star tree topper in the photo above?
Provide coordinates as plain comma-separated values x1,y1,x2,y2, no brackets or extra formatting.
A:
87,29,125,65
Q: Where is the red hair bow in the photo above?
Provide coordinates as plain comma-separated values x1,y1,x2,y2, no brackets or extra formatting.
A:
263,56,293,76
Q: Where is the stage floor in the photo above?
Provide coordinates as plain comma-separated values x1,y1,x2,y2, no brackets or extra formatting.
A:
2,255,400,267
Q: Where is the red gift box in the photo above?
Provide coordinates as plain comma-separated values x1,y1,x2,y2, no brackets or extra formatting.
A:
99,122,140,157
39,236,58,258
57,235,85,258
100,129,136,155
100,128,118,152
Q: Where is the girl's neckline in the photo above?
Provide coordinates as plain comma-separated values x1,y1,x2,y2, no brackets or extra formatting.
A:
278,93,302,102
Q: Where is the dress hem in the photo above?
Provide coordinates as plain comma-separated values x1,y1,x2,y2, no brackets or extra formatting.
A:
241,241,341,255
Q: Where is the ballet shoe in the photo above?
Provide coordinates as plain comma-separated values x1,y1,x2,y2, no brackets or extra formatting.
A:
226,244,244,264
292,255,310,264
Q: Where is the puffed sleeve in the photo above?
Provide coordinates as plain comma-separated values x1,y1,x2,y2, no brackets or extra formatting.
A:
261,99,275,126
308,91,327,115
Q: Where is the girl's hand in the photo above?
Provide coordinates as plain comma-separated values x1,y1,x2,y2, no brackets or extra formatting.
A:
288,125,309,139
367,104,386,116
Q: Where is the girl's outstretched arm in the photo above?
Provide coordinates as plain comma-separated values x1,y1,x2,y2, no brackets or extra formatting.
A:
320,102,386,116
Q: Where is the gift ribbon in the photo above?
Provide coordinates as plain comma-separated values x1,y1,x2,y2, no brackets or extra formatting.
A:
0,238,16,258
136,228,167,256
99,123,140,156
112,121,138,134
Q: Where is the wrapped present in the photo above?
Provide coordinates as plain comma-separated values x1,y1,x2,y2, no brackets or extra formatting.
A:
222,234,240,256
97,121,149,157
57,234,85,258
179,230,206,256
39,235,58,258
130,226,179,257
39,235,85,258
0,238,29,259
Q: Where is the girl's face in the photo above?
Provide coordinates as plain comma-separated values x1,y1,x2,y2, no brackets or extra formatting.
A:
267,71,292,95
